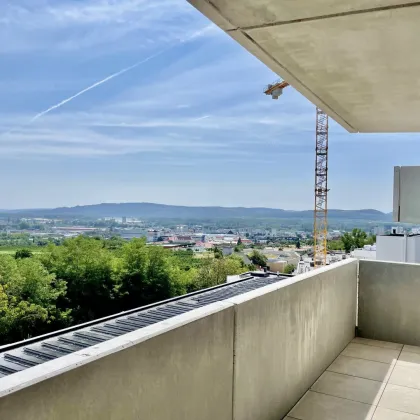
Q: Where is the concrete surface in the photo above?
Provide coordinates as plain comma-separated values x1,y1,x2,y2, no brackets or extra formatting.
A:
0,304,235,420
376,234,420,263
380,384,420,416
288,338,420,420
227,259,358,420
8,258,420,420
311,371,385,405
290,390,377,420
5,258,420,420
374,407,420,419
352,337,403,350
188,0,420,133
327,355,395,382
0,260,358,420
342,343,400,364
359,260,420,346
399,349,420,365
394,166,420,224
389,364,420,390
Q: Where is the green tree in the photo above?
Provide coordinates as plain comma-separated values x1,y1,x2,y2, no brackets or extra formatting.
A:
172,250,202,271
15,249,33,259
167,265,198,296
341,232,354,253
18,221,30,230
41,236,121,323
0,255,68,344
365,234,376,245
104,236,125,250
283,264,296,274
189,255,246,292
118,239,177,310
352,228,367,248
213,246,223,259
249,250,267,267
234,237,245,253
296,239,301,249
328,240,344,251
341,229,368,253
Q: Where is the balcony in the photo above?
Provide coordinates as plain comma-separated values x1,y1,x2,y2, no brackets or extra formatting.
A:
0,259,420,419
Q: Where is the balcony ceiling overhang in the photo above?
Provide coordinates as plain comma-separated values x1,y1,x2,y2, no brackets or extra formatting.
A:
188,1,420,133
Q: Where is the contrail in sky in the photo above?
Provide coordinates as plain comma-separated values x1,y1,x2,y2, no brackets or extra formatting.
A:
28,51,167,125
3,25,213,136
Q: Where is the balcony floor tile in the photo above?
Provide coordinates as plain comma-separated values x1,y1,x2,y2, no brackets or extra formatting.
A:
286,339,414,420
379,384,420,416
311,371,385,405
341,343,400,364
403,345,420,355
285,339,420,419
399,350,420,366
373,407,420,419
389,364,420,390
327,355,394,382
288,390,376,420
352,338,403,351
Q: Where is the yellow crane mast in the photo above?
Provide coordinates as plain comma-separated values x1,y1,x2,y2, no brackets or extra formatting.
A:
264,80,329,267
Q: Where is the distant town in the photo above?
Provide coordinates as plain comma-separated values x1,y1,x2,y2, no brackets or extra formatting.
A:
1,209,418,275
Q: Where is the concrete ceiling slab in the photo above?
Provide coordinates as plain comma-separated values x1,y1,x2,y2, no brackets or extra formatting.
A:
192,0,420,28
188,0,420,132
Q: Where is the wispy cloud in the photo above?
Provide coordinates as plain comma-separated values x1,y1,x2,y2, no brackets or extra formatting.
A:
1,24,215,140
0,0,209,52
6,0,405,211
1,10,316,160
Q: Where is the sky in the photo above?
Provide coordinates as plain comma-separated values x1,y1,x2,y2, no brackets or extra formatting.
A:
1,0,419,212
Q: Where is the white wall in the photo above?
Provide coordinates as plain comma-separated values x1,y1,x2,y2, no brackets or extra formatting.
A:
407,236,420,263
394,166,420,223
377,235,420,263
377,235,405,262
351,249,377,260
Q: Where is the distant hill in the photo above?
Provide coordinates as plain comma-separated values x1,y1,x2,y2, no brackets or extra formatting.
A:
6,203,392,221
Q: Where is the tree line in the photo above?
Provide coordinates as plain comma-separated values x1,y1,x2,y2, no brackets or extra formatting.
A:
328,228,376,253
0,236,251,345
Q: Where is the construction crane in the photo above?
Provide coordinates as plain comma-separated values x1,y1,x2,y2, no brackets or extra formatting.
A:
264,80,329,267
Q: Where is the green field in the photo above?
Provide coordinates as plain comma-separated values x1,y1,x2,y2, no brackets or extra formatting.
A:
0,247,46,254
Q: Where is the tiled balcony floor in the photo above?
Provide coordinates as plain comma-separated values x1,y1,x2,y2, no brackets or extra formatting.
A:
286,338,420,419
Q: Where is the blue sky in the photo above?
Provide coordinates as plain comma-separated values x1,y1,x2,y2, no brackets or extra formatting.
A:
1,0,419,211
